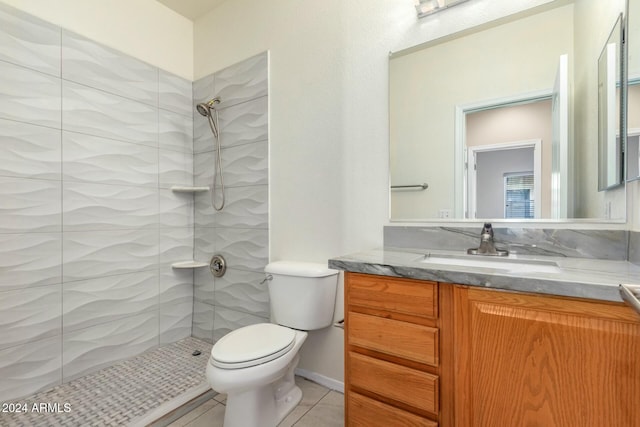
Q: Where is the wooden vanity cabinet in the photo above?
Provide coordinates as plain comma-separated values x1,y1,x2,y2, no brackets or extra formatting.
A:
345,272,640,426
451,285,640,427
344,272,443,426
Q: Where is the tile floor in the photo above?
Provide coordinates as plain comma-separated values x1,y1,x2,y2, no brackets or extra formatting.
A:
168,377,344,427
0,337,212,427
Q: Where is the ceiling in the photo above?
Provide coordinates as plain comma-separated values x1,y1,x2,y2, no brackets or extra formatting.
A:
156,0,227,21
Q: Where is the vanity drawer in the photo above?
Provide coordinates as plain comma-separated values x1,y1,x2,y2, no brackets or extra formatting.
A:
349,352,439,414
348,392,438,427
348,311,439,366
346,273,438,319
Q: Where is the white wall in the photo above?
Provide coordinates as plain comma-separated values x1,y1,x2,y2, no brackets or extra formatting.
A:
0,0,193,79
194,0,560,384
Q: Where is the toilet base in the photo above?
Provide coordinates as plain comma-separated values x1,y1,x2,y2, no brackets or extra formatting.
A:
220,354,303,427
223,384,302,427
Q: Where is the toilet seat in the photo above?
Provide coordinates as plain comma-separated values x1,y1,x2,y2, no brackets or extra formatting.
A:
211,323,296,369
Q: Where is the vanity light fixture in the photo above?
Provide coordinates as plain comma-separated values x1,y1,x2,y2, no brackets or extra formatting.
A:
415,0,472,18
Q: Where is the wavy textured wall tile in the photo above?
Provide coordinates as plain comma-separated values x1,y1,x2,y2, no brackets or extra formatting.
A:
159,149,193,188
160,109,193,153
0,118,61,180
63,229,158,281
160,227,194,265
215,269,269,318
0,233,61,291
63,131,158,187
214,52,268,109
159,263,193,345
193,227,216,263
160,189,193,228
193,116,216,154
0,5,204,400
193,96,268,153
0,336,61,402
193,75,214,106
62,311,158,381
221,141,268,187
0,60,61,128
194,142,267,189
218,97,268,148
0,285,61,350
195,185,268,229
193,150,216,187
62,30,158,106
160,301,193,345
63,182,158,231
194,268,215,306
195,227,268,272
159,70,192,117
62,271,159,332
160,264,193,305
193,75,215,154
213,228,268,272
0,176,61,233
192,52,269,340
62,81,158,146
192,301,214,343
213,307,268,342
193,192,215,228
0,2,60,76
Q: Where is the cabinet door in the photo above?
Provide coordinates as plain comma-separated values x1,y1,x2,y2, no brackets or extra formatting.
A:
453,286,640,427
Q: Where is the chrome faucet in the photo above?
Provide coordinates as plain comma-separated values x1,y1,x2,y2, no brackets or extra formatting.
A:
467,223,509,256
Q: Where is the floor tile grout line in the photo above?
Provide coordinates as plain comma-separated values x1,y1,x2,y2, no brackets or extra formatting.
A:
291,388,331,426
183,400,224,427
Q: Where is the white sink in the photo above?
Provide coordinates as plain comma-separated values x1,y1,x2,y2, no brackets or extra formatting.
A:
418,254,561,274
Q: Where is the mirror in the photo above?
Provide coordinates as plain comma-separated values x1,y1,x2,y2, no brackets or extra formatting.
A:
390,0,627,221
598,15,624,190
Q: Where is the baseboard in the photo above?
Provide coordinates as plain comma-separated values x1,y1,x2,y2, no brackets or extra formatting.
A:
294,368,344,394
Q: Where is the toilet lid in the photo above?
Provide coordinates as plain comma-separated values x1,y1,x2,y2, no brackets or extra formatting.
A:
211,323,296,369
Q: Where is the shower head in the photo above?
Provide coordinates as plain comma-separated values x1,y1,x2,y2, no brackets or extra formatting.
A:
196,103,209,117
196,97,221,117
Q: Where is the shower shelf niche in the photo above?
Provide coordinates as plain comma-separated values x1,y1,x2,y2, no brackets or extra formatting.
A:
171,261,209,269
170,186,210,193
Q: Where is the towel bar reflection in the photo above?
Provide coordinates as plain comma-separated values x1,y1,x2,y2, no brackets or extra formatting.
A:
391,183,429,191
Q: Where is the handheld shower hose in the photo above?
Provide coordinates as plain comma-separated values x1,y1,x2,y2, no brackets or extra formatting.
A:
196,97,225,211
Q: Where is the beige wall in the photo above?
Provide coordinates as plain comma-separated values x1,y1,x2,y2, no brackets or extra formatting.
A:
466,100,553,217
390,4,573,219
0,0,193,79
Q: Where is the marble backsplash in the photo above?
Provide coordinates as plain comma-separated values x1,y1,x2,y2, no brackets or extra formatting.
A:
629,232,640,265
384,226,630,261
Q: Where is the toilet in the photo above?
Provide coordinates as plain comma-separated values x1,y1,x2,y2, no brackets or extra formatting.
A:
205,261,339,427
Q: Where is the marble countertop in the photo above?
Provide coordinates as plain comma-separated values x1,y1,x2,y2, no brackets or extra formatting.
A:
328,248,640,302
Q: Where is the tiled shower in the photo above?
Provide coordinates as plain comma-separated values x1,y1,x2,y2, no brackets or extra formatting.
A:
192,55,270,343
0,1,269,406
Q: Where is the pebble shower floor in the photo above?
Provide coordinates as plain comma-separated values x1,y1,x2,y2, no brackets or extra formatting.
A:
0,337,212,427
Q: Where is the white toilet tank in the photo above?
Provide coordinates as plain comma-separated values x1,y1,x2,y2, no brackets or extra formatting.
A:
264,261,339,331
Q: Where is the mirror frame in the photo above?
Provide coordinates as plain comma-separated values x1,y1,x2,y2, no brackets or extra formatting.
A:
597,13,626,191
